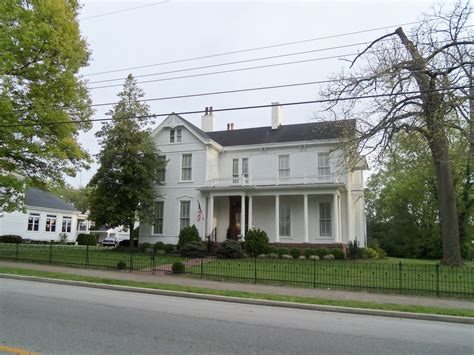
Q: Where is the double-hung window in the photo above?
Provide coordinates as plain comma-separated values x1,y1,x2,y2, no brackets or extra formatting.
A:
278,155,290,178
318,153,330,175
181,154,192,181
62,217,72,233
45,215,57,232
77,219,87,231
279,202,291,236
157,155,166,183
319,202,332,237
232,159,239,183
170,128,182,143
27,213,40,231
180,201,190,230
153,201,164,234
242,158,249,178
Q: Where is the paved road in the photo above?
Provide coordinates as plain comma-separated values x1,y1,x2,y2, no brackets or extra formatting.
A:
0,279,472,354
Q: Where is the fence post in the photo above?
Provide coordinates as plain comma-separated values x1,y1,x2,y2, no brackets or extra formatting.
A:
129,248,133,273
200,257,204,278
15,242,19,260
49,240,53,264
313,257,316,288
436,263,440,297
398,262,402,294
254,256,257,284
86,244,90,269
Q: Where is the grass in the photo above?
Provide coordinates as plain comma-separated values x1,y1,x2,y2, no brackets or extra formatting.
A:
0,265,472,318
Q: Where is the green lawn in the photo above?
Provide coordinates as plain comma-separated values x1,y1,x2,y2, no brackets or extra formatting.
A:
189,257,474,297
0,243,184,271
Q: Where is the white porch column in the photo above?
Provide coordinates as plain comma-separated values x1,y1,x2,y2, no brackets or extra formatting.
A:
241,194,246,240
333,193,339,242
275,195,280,242
346,190,352,243
207,195,214,236
338,194,342,243
248,195,253,230
303,194,309,243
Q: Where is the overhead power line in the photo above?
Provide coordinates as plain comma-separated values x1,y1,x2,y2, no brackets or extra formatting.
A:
82,20,429,77
80,1,169,21
2,86,468,128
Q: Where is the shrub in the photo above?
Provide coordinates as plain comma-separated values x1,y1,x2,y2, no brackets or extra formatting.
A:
323,254,335,260
304,248,317,259
282,254,293,259
117,261,127,269
118,239,138,248
216,240,243,259
77,234,97,246
153,242,165,253
172,261,185,274
164,244,175,253
347,240,362,259
374,246,387,259
331,248,345,260
180,242,206,258
0,235,23,243
244,229,269,257
309,255,320,260
267,247,278,255
276,248,289,258
289,248,301,259
366,247,378,259
315,248,329,259
177,225,201,251
140,242,152,252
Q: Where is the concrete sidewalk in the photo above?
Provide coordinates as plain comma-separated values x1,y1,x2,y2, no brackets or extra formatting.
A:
0,260,472,310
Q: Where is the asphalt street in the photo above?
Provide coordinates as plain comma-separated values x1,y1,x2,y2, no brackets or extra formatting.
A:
0,278,472,354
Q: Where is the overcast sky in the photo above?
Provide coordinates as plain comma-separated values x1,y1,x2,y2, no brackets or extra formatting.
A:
70,0,437,187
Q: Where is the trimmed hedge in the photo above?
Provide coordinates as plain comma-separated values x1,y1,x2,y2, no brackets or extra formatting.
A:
172,261,185,274
0,235,23,243
331,248,345,260
180,242,206,258
77,234,97,246
177,225,201,251
289,248,301,259
153,242,165,253
244,229,269,257
216,240,243,259
315,247,329,259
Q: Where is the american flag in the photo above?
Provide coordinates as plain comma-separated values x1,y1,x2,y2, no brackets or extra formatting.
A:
197,200,204,222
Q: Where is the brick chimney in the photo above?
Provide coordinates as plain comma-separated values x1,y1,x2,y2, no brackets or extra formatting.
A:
201,106,214,132
271,102,282,130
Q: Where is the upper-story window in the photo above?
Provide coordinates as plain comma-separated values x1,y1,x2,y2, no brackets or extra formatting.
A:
318,153,330,175
278,155,290,178
157,155,166,183
170,128,182,143
181,154,192,181
27,213,40,231
242,158,249,178
62,217,72,233
45,215,57,232
232,159,239,183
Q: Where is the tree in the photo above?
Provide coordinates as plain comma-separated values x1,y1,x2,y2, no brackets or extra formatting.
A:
0,0,93,212
322,2,473,265
53,184,91,214
88,75,164,249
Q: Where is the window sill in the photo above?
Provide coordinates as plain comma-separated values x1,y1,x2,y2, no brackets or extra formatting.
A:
179,180,194,183
280,236,292,240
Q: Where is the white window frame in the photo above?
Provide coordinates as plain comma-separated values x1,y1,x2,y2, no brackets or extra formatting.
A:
77,219,87,232
278,155,290,178
319,202,332,237
45,215,57,232
176,128,182,142
232,159,239,183
279,202,291,237
157,155,166,183
169,129,175,143
27,213,40,231
153,201,164,234
180,201,191,230
62,217,72,233
181,154,192,181
242,158,249,178
318,152,330,175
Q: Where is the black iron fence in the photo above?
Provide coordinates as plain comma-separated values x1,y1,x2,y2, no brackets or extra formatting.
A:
0,242,472,298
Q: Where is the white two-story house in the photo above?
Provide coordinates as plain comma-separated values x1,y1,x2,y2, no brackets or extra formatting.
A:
139,103,367,248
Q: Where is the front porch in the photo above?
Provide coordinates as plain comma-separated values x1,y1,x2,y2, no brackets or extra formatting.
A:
203,186,350,245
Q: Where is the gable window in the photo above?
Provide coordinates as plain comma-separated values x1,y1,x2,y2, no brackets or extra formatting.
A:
153,201,164,234
319,202,332,237
279,202,291,236
27,213,40,231
45,215,57,232
181,154,192,181
157,155,166,183
278,155,290,178
77,219,87,231
180,201,190,230
62,217,72,233
318,153,330,175
232,159,239,183
170,128,182,143
242,158,249,178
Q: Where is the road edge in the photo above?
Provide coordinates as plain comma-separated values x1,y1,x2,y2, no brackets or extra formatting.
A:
1,273,473,324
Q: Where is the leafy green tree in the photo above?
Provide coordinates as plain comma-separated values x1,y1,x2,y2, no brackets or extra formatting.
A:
0,0,93,212
53,184,91,213
88,75,164,248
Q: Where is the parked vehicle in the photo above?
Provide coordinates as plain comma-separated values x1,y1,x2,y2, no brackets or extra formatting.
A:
101,236,120,247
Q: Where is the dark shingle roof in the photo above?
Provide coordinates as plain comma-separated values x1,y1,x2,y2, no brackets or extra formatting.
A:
205,120,356,147
25,188,79,212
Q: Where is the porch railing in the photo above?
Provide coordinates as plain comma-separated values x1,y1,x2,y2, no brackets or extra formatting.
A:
206,173,339,187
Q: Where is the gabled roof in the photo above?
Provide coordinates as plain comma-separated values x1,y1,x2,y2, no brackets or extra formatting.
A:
206,120,356,147
25,188,79,212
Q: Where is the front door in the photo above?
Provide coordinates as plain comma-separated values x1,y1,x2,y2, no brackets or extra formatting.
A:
227,196,248,240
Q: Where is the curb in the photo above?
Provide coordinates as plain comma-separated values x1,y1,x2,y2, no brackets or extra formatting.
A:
1,273,473,325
